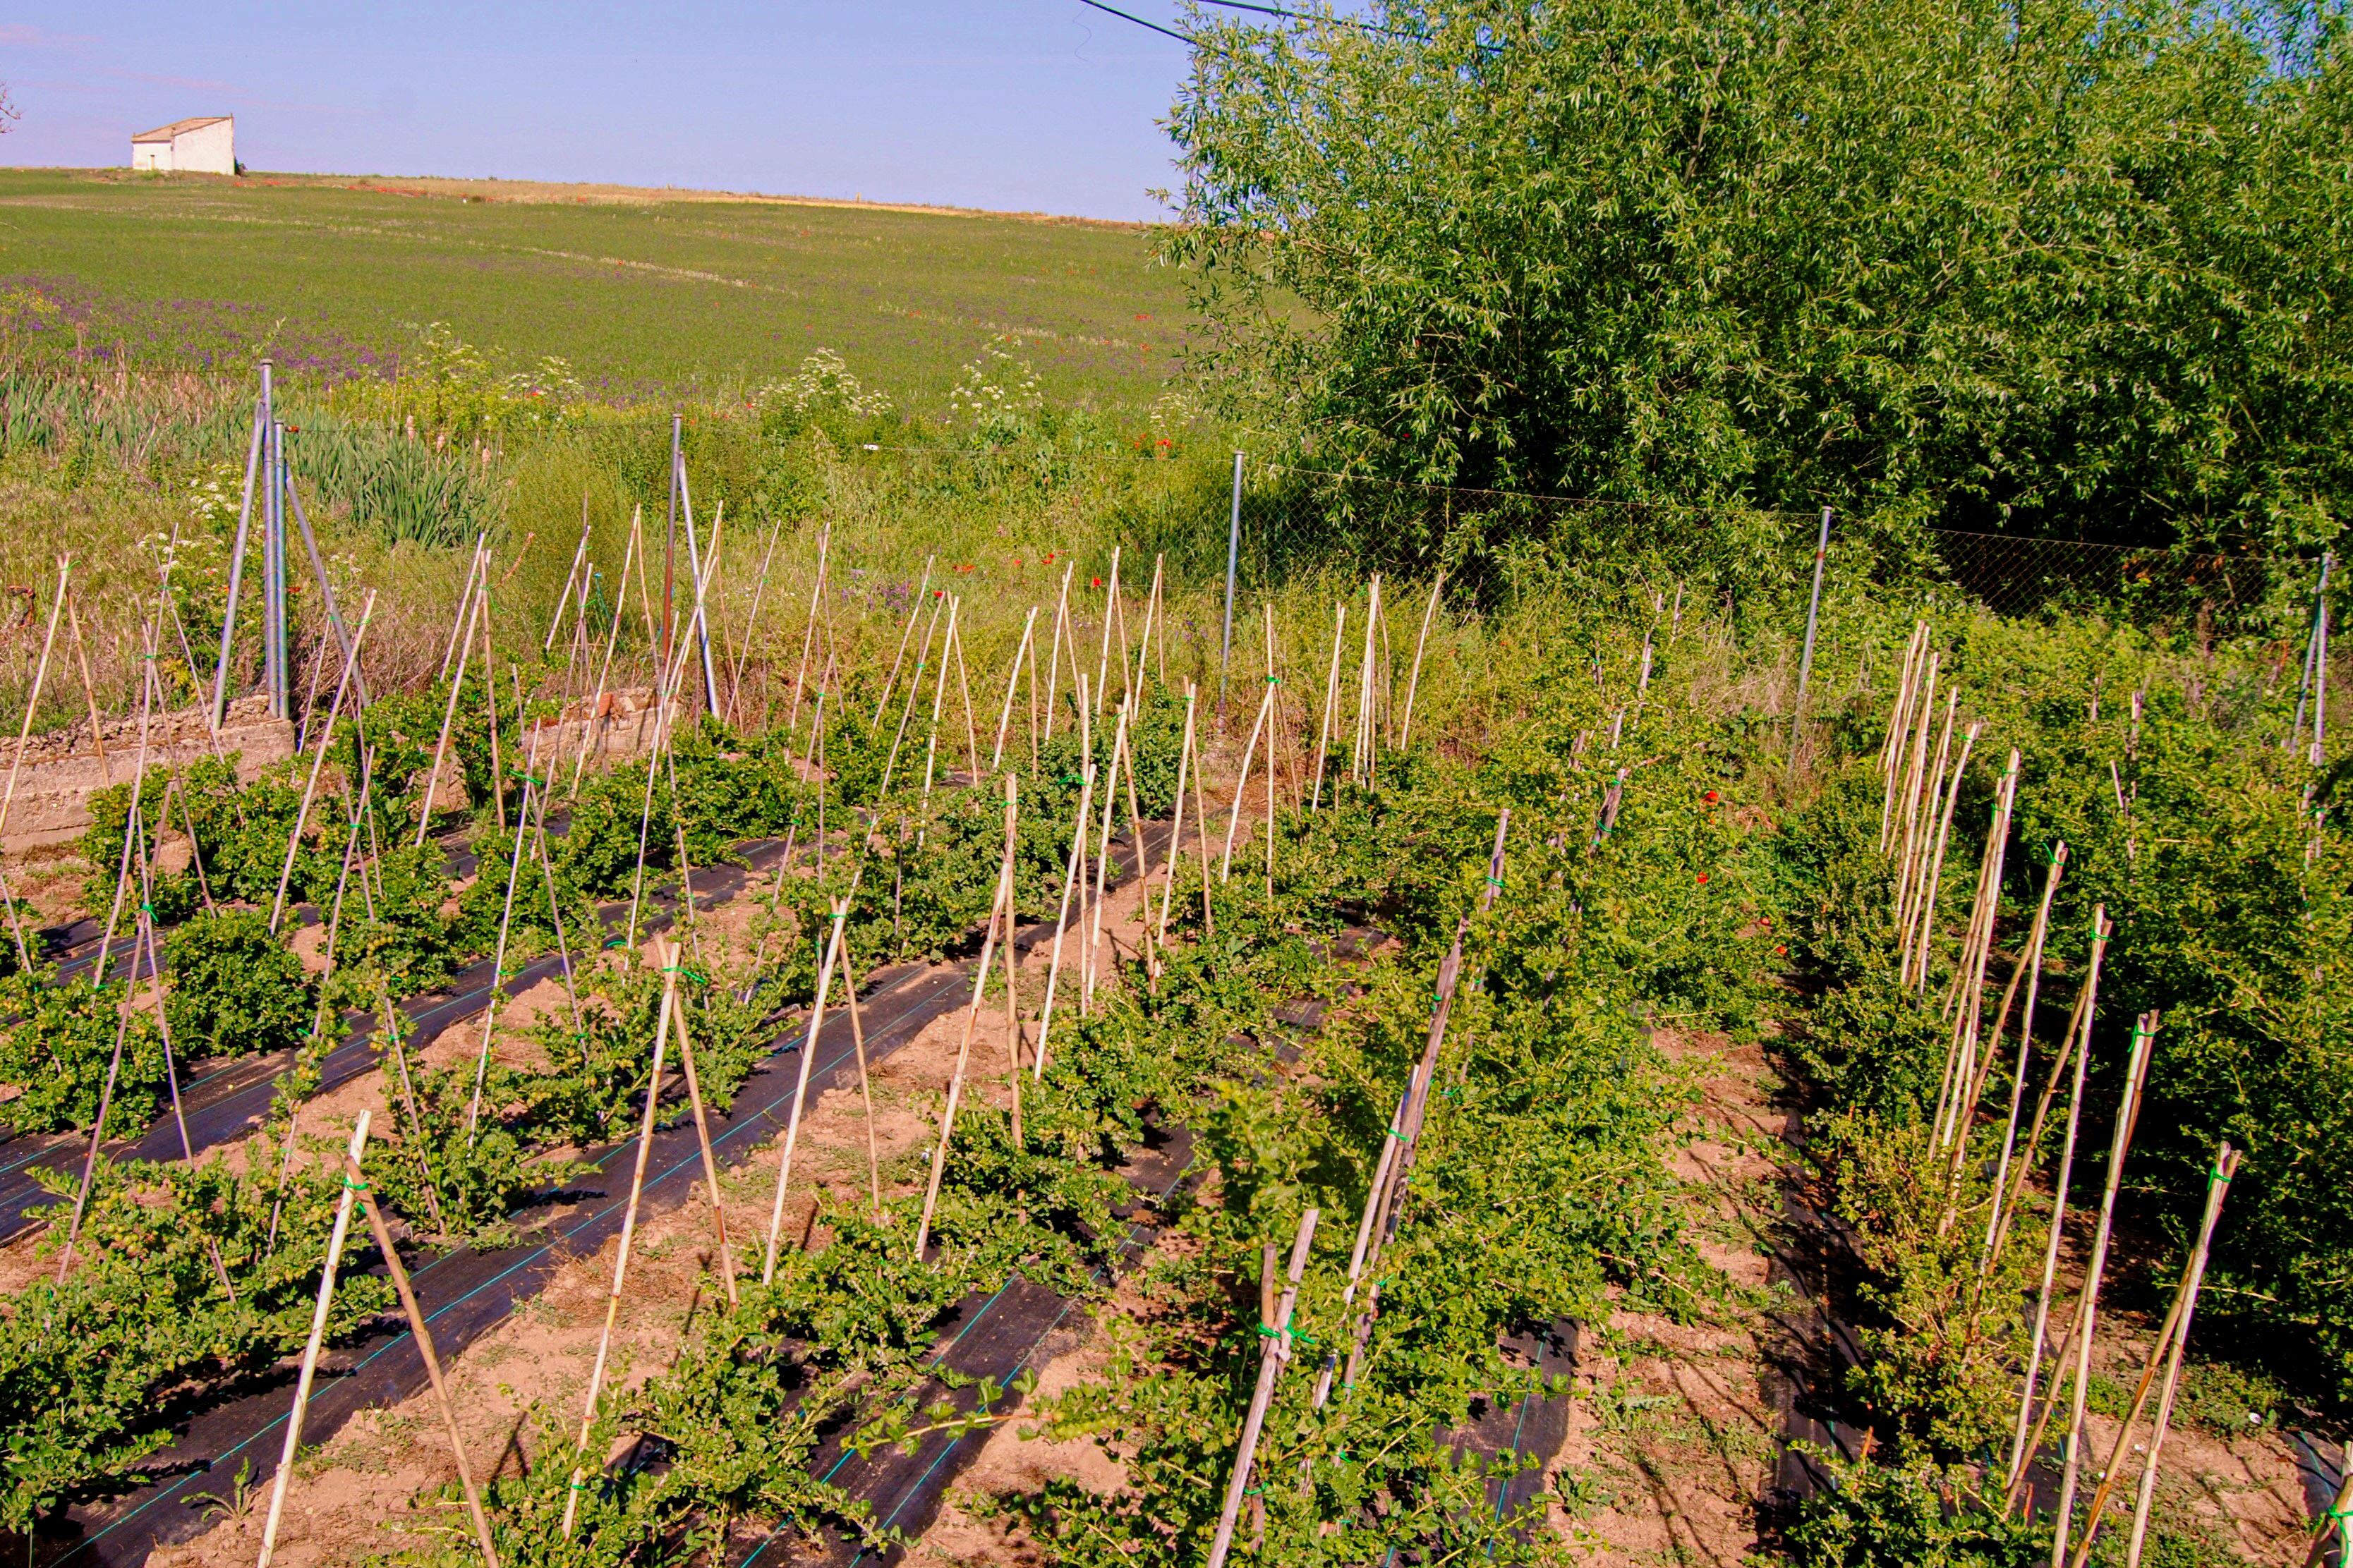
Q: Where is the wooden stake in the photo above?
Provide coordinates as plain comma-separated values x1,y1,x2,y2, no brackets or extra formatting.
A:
871,554,936,730
64,591,109,781
270,592,375,931
2005,913,2112,1500
1154,684,1199,961
1398,571,1444,752
1220,684,1273,881
991,606,1039,774
2047,1011,2158,1564
416,578,486,846
1205,1207,1319,1568
343,1153,501,1568
560,965,673,1538
837,923,883,1222
1313,604,1345,810
761,904,849,1284
1043,563,1074,741
569,510,639,796
255,1114,372,1568
661,939,738,1305
913,774,1017,1259
785,519,829,734
2117,1145,2241,1568
1084,700,1130,1010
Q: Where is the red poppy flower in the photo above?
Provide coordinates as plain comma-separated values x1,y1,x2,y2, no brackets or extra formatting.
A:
1704,790,1719,803
1697,873,1710,885
1091,577,1103,588
1775,944,1788,956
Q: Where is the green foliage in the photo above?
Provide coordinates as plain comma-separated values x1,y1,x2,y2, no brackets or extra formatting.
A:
1784,1454,2049,1567
162,908,314,1063
0,969,165,1137
1168,0,2353,560
1,1154,391,1531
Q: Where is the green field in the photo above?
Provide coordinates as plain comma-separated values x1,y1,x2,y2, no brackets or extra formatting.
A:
0,169,1189,413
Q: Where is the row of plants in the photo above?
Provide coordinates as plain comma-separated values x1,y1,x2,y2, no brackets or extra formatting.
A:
1765,609,2345,1564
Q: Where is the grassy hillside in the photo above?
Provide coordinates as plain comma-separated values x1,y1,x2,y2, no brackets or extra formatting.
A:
0,169,1190,411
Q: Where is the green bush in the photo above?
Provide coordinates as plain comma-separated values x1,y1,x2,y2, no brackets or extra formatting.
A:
163,908,314,1062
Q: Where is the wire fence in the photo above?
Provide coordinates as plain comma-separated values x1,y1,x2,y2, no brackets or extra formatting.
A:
1217,458,2325,643
822,442,2327,646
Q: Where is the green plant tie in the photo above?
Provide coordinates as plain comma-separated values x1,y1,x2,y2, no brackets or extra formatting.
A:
342,1177,370,1195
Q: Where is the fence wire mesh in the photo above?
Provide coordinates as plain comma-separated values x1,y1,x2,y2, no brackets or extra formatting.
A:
1223,458,2322,643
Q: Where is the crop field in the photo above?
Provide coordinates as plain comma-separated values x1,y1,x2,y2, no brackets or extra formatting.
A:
0,170,2344,1568
0,170,1187,409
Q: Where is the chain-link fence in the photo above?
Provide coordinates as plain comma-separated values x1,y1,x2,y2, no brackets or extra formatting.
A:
1210,456,2325,643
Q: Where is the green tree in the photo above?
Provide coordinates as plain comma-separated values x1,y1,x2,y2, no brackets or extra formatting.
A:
1166,0,2353,556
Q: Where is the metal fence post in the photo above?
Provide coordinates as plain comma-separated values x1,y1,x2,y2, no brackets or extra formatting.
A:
2291,550,2334,753
1789,505,1832,755
1221,449,1242,712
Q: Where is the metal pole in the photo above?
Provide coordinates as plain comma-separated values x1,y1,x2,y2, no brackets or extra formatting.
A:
1789,505,1832,754
664,412,681,685
210,390,265,727
266,416,287,721
1221,449,1242,712
2291,550,2334,751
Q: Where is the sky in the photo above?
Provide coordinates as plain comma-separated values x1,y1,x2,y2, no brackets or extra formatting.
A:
0,1,1204,221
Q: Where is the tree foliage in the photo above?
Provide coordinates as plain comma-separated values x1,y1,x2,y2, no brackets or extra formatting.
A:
1167,0,2353,554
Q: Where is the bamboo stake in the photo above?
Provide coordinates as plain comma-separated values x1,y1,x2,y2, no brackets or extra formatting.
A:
64,592,109,781
1118,686,1156,978
1043,563,1074,741
837,924,883,1223
875,591,945,803
1034,753,1092,1081
2047,1011,2158,1568
569,511,639,796
1002,846,1024,1148
255,1114,372,1568
1220,683,1273,881
1094,546,1120,714
416,578,486,846
270,592,375,931
952,602,981,777
761,904,849,1284
1398,572,1444,752
661,939,738,1306
1205,1207,1319,1568
1313,604,1345,810
438,536,488,681
559,961,675,1539
1979,844,2068,1257
1085,699,1130,1009
1897,690,1959,949
1904,714,1978,987
1353,576,1381,784
2115,1145,2240,1568
1893,652,1940,904
1263,605,1277,901
872,555,936,731
56,1002,132,1282
342,1153,500,1567
786,520,830,734
2302,1462,2353,1568
2003,909,2108,1492
991,607,1039,774
0,557,68,968
913,774,1017,1259
1314,1092,1402,1408
1154,684,1199,961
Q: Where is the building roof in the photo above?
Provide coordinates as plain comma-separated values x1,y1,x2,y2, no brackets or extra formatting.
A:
131,116,231,142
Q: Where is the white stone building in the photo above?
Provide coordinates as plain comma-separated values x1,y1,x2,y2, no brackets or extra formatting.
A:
131,116,236,175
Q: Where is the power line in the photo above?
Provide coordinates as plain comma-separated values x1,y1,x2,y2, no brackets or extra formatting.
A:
1194,0,1432,42
1075,0,1199,44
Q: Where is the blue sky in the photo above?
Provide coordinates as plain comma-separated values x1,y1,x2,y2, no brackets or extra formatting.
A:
0,1,1202,220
